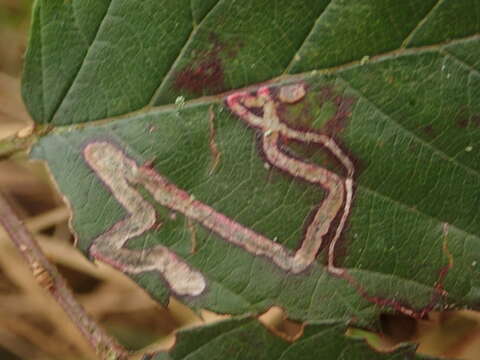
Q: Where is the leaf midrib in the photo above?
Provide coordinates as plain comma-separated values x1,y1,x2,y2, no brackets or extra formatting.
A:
48,0,114,123
46,32,480,134
147,0,224,107
43,0,479,125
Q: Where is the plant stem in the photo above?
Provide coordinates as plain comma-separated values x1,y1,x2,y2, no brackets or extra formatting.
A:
0,132,34,160
0,124,51,160
0,193,129,360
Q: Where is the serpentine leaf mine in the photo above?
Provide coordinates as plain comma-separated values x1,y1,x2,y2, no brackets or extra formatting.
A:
83,83,354,298
83,83,447,318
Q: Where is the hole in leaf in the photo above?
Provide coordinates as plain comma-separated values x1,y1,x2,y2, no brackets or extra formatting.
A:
258,306,303,341
56,263,102,294
380,313,417,343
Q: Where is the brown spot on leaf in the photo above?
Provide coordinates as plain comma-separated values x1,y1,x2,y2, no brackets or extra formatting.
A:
457,117,469,128
319,86,357,135
380,313,417,343
455,106,480,129
173,34,240,95
208,105,221,175
248,106,264,118
472,115,480,127
422,124,435,138
174,57,224,94
187,218,197,254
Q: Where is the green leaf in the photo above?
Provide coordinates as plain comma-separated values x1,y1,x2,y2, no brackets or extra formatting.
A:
22,0,480,339
145,317,435,360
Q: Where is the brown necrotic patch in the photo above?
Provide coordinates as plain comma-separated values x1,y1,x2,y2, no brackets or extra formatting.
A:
455,105,480,129
174,57,224,94
421,124,436,138
207,105,221,175
173,34,240,95
318,86,357,136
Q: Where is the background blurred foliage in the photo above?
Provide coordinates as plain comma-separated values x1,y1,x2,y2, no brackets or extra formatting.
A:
0,0,30,76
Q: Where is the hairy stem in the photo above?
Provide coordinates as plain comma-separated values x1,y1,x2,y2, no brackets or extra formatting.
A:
0,193,129,360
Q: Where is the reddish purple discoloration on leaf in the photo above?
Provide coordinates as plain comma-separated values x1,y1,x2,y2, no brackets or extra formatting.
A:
456,114,480,128
271,84,359,181
318,87,357,135
173,34,240,95
273,84,356,139
174,56,224,94
421,124,436,138
455,106,480,129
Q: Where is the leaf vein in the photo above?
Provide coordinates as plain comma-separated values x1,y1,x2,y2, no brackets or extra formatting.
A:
338,75,480,181
148,0,224,106
401,0,445,48
49,0,114,123
180,321,252,360
441,48,480,76
283,0,333,74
